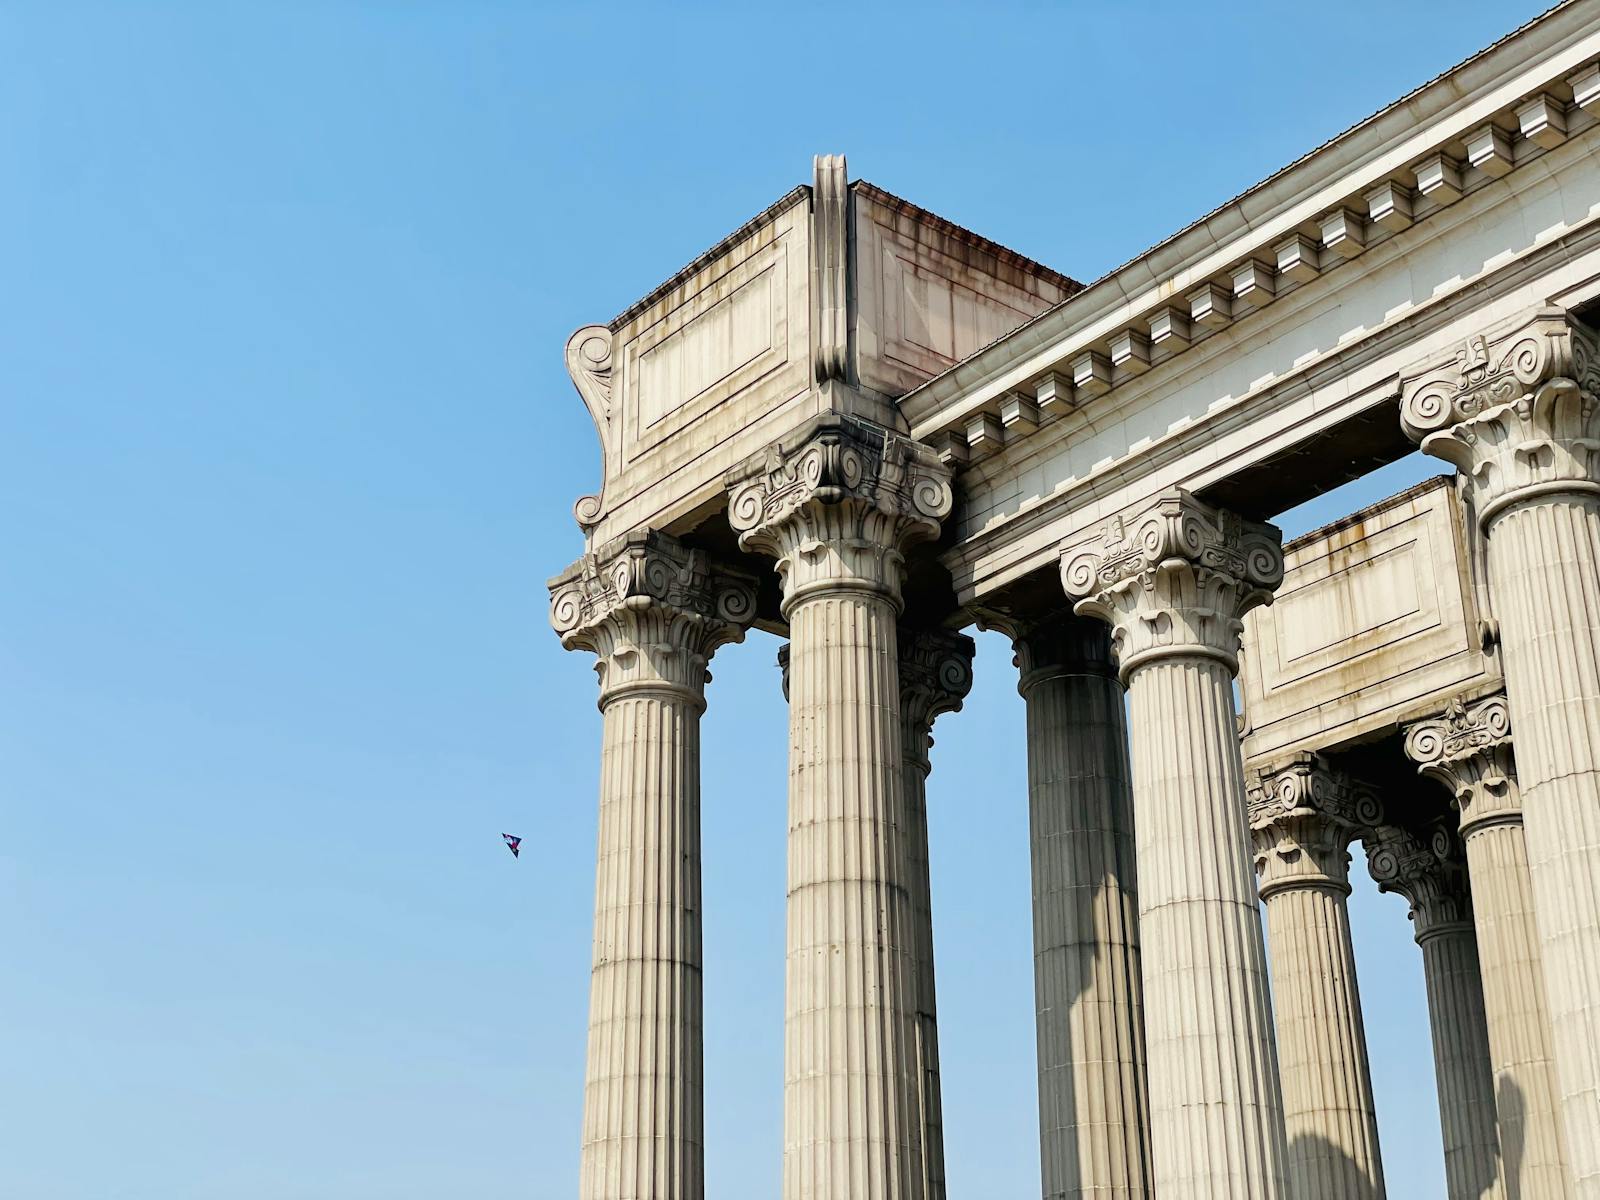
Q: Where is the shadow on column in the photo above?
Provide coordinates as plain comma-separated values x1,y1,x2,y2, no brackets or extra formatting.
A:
1497,1076,1526,1200
1286,1134,1381,1200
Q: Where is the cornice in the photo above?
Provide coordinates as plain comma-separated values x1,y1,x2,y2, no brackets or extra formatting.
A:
937,212,1600,605
904,3,1600,461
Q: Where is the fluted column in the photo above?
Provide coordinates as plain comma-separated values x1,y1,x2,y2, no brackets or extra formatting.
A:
1406,695,1574,1197
1403,309,1600,1190
897,629,975,1200
1061,489,1288,1200
550,531,758,1200
982,610,1151,1199
1366,823,1503,1200
729,414,952,1200
1248,754,1386,1200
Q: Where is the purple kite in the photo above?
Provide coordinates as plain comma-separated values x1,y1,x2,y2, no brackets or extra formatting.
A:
502,833,522,859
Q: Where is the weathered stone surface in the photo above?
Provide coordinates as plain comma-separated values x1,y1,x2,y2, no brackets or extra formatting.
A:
982,610,1151,1200
550,532,756,1200
1063,491,1289,1199
1248,755,1386,1200
1403,308,1600,1192
731,416,951,1200
1406,696,1574,1199
1366,822,1503,1200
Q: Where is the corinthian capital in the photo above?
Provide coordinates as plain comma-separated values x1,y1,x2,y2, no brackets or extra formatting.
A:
1248,753,1383,896
898,628,976,773
1059,489,1284,679
1363,822,1472,940
1405,693,1521,836
726,415,952,612
549,530,757,706
1400,308,1600,526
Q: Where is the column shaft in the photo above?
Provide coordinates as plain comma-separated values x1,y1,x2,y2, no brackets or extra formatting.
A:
1419,924,1504,1200
583,690,705,1197
729,414,954,1200
1401,309,1600,1189
896,630,975,1200
785,588,919,1198
1129,657,1287,1198
1263,885,1384,1198
1486,497,1600,1190
551,531,756,1200
1464,817,1574,1195
1250,757,1385,1200
1011,618,1150,1199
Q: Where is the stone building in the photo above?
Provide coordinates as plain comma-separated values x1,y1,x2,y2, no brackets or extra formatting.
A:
547,3,1600,1197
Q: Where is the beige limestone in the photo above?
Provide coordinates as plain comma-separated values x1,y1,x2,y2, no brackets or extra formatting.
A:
1238,475,1497,764
1406,695,1575,1197
1248,755,1386,1200
984,611,1151,1199
728,415,951,1200
550,531,758,1200
1061,489,1289,1200
1366,823,1503,1200
1402,309,1600,1194
895,629,975,1200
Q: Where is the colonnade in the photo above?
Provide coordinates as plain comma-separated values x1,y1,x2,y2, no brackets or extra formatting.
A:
550,306,1600,1199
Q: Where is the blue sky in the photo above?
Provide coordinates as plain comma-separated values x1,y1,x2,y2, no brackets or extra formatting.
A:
1,2,1552,1197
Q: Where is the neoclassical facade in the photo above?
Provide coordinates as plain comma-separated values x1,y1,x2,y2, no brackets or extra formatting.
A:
549,4,1600,1197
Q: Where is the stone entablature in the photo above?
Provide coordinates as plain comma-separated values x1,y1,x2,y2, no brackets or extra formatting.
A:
1240,475,1499,764
565,158,1074,549
901,9,1600,461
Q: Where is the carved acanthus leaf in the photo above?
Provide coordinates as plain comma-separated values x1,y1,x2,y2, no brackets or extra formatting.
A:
1246,753,1382,893
1059,489,1283,678
1400,308,1600,525
1405,692,1521,834
549,529,756,702
727,416,951,609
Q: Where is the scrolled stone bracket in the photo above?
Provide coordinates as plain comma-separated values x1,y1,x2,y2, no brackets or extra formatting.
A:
726,415,952,613
1404,692,1521,837
1400,307,1600,529
549,529,757,708
1058,488,1284,680
1248,753,1383,897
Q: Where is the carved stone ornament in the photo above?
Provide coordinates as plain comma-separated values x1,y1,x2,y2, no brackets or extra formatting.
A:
897,628,976,772
727,415,952,612
1247,753,1383,896
565,324,615,533
1363,821,1472,939
549,529,757,705
1400,307,1600,526
1059,488,1284,679
811,154,851,386
1404,692,1521,836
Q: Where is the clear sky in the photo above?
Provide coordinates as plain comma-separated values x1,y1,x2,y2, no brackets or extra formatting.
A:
1,2,1556,1197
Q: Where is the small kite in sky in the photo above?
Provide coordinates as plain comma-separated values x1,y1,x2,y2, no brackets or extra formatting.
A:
502,833,522,859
